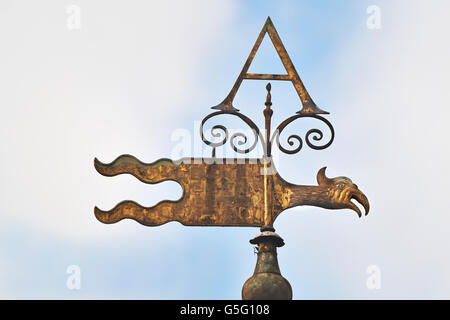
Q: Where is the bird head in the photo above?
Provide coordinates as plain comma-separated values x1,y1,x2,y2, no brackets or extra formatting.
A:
317,167,370,217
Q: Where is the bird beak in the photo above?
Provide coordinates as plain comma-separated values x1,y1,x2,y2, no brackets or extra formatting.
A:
348,189,370,217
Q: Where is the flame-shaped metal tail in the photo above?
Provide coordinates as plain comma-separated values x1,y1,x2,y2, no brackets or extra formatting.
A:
94,155,187,226
94,155,179,184
94,200,183,226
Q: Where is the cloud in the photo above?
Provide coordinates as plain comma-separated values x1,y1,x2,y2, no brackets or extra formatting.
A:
0,0,235,237
277,0,450,298
1,0,450,299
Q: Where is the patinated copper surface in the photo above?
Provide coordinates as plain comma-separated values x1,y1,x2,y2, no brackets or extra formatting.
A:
94,157,369,228
242,231,292,300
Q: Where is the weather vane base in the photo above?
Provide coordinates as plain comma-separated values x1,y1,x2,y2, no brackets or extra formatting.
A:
242,229,292,300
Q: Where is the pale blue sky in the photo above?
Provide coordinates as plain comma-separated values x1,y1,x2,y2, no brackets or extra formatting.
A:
1,0,450,299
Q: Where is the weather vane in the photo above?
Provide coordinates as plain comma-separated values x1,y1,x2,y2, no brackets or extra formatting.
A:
94,17,370,300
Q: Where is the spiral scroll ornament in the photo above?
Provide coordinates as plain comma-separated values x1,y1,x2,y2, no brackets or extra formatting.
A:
271,114,335,155
201,83,334,157
200,111,266,154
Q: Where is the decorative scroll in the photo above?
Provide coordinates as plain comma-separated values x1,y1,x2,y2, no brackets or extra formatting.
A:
270,114,335,155
201,111,334,156
200,111,266,154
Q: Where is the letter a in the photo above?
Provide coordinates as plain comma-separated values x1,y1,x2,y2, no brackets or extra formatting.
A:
212,17,328,115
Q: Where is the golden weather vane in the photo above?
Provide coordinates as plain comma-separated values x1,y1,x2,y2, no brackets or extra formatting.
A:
94,17,370,300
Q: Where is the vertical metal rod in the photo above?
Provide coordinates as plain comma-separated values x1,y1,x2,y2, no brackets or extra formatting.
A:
263,83,273,157
263,83,273,227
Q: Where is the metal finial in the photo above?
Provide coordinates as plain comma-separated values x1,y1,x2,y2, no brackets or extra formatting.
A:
263,83,274,157
265,83,272,106
242,231,292,300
